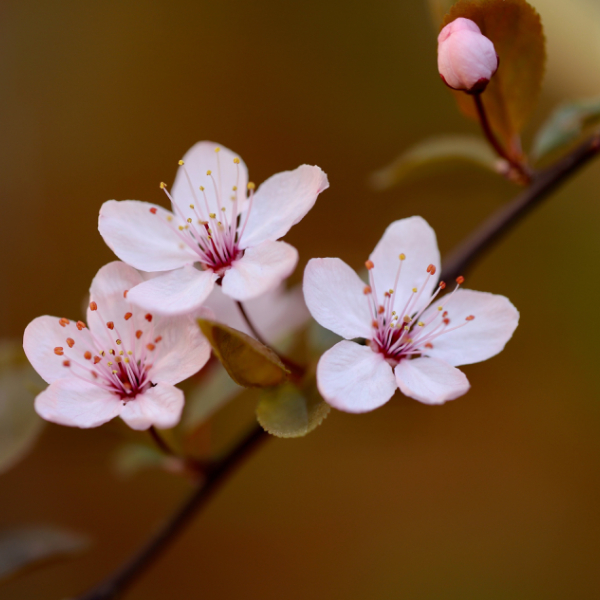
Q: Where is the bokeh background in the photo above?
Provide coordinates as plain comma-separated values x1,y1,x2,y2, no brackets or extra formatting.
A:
2,0,600,598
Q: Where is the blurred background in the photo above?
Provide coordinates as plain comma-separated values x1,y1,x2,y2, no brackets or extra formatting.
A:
2,0,600,598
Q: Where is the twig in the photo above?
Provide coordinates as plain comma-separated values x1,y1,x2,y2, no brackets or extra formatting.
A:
71,131,600,600
148,426,177,457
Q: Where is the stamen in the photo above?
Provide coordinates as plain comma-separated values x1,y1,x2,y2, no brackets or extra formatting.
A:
106,322,114,330
89,302,97,311
59,318,70,327
54,347,64,355
84,351,92,360
76,321,86,331
63,360,70,367
150,207,157,214
124,312,132,320
145,314,153,322
66,338,75,348
136,330,143,339
365,260,374,270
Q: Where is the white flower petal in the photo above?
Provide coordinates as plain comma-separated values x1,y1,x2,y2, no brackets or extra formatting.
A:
119,383,184,430
369,217,440,317
171,141,248,219
317,341,396,413
221,240,298,301
23,316,96,384
419,288,519,366
151,316,211,384
303,258,372,340
126,265,217,316
202,283,309,343
89,261,144,302
99,200,196,271
239,165,329,249
34,378,123,428
394,356,470,405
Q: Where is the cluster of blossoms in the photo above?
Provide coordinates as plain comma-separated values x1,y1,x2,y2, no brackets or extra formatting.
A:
23,17,518,431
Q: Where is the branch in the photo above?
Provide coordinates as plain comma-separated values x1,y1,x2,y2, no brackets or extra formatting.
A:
442,132,600,282
70,132,600,600
72,424,267,600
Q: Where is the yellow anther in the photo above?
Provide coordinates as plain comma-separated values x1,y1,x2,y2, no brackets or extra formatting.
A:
232,186,238,191
112,370,118,375
233,157,240,164
404,326,410,331
437,306,443,311
206,170,212,175
178,225,184,231
100,351,105,356
159,182,167,189
247,182,256,190
392,311,396,315
209,213,216,219
418,321,424,327
214,147,220,153
399,253,406,260
124,357,130,363
189,204,195,209
107,361,113,366
403,315,411,323
127,351,133,355
116,339,122,345
406,338,413,344
412,287,417,293
119,350,124,355
109,349,115,355
178,160,185,165
187,218,192,223
199,186,205,191
167,216,173,222
388,289,393,294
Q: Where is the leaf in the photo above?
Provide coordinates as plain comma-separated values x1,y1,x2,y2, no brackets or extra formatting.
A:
198,319,289,388
442,0,546,153
0,526,89,581
256,381,330,438
182,364,243,432
370,135,499,190
532,98,600,160
0,342,45,475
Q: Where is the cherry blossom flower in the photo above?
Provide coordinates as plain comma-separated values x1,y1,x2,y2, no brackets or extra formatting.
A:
303,217,519,412
99,142,329,315
438,17,498,93
23,262,211,430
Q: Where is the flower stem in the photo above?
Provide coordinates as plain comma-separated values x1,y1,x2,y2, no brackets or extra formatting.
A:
235,301,269,347
472,93,531,184
72,423,267,600
69,131,600,600
442,132,600,282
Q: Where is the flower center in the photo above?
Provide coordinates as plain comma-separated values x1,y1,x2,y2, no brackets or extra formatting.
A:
363,256,473,366
151,148,255,277
54,302,162,402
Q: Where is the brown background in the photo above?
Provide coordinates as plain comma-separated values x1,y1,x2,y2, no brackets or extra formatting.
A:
2,0,600,598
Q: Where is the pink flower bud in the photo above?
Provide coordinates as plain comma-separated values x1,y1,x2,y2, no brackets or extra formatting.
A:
437,18,499,94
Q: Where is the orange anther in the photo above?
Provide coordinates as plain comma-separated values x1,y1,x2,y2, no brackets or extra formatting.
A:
442,311,448,318
146,343,156,351
93,356,101,364
427,264,436,275
439,281,446,290
365,260,374,270
124,312,132,320
466,315,475,321
54,347,64,356
456,276,465,285
84,351,92,360
154,336,162,343
66,338,75,348
150,207,157,214
76,321,86,330
91,371,98,379
145,313,153,322
378,305,385,314
59,318,70,327
106,321,114,330
424,343,433,349
371,320,379,328
123,290,128,298
63,360,70,367
363,286,372,295
89,301,97,311
443,318,450,325
135,330,143,339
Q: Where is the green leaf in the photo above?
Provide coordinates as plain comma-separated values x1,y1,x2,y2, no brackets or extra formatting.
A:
443,0,546,153
532,98,600,161
0,526,89,582
198,319,289,388
0,342,45,475
370,135,499,190
256,381,330,438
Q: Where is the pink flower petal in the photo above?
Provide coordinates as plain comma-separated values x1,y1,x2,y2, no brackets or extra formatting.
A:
126,265,218,315
369,217,440,318
238,165,329,249
419,289,519,366
119,383,185,430
171,141,248,219
99,200,196,271
24,316,96,384
394,356,470,405
34,378,123,428
303,258,372,340
151,316,211,384
221,240,298,301
317,341,397,413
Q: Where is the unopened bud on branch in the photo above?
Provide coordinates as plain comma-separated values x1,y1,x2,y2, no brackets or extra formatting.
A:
437,18,498,94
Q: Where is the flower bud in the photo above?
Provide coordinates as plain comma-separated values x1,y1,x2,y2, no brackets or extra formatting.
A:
437,18,498,94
